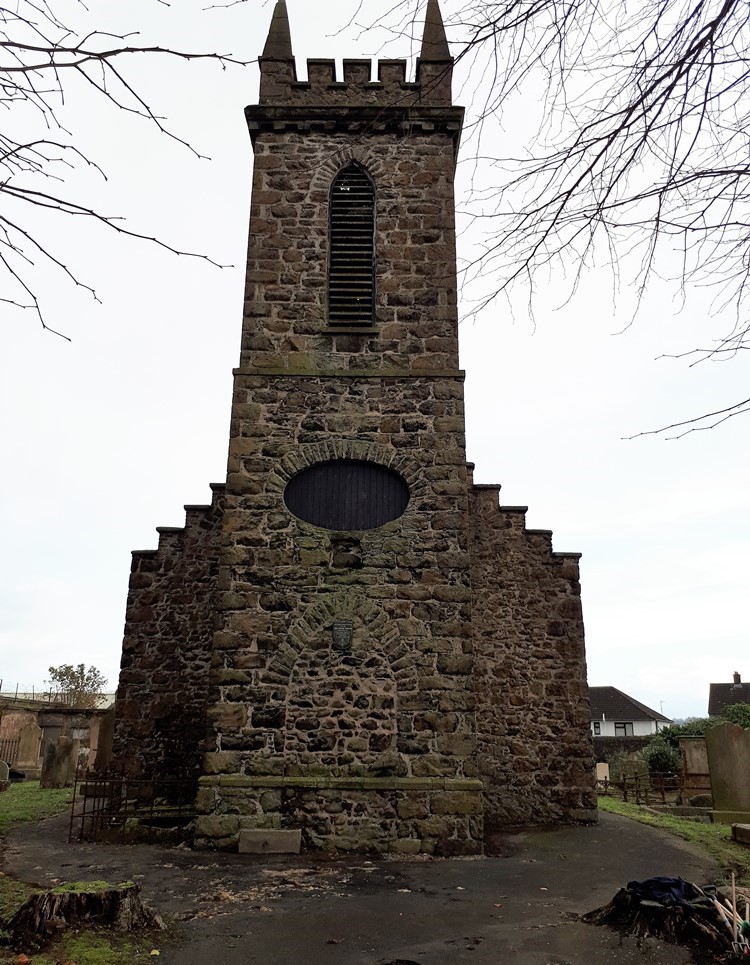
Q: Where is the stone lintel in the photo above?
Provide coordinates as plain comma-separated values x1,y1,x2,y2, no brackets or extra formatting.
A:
232,368,465,380
199,775,483,792
321,326,379,335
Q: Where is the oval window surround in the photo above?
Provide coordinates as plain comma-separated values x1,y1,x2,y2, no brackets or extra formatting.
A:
284,458,410,531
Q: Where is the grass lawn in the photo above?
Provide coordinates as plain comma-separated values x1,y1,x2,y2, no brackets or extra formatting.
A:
0,782,161,964
0,781,72,835
599,795,750,886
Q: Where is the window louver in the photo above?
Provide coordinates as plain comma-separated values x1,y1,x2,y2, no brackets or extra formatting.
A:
328,165,375,327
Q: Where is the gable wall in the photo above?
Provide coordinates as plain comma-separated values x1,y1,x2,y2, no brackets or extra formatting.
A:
112,485,225,778
469,484,597,828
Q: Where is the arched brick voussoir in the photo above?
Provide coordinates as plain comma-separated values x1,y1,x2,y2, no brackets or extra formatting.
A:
267,440,428,501
263,592,409,688
310,146,380,197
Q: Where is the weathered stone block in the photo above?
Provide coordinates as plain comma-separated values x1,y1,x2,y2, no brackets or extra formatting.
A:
194,815,240,839
431,791,482,815
239,829,301,854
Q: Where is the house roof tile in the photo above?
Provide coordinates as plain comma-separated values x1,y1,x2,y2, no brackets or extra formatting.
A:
589,686,672,723
708,682,750,716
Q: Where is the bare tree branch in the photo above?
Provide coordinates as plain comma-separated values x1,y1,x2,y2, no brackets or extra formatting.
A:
369,0,750,434
1,0,251,335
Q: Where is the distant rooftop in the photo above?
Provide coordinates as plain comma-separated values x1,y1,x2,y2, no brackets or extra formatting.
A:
589,686,672,723
708,672,750,716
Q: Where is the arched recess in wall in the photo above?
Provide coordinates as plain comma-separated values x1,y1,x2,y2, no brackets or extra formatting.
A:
327,163,375,327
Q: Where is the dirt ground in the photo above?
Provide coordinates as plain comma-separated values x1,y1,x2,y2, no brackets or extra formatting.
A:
3,809,721,964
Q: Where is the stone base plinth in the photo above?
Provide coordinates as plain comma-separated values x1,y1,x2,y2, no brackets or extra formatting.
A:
732,824,750,845
715,810,750,825
194,775,483,855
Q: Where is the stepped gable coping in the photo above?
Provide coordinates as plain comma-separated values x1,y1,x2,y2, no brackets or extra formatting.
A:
498,504,529,513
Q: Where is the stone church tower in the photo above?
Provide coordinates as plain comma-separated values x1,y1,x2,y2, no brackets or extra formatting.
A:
112,0,596,854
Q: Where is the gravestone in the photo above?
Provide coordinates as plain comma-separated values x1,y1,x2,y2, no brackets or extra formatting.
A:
678,736,711,803
16,721,42,777
40,737,80,789
705,722,750,823
0,760,9,792
93,706,115,772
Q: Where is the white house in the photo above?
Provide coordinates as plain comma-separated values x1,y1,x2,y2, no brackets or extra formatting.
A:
589,686,672,737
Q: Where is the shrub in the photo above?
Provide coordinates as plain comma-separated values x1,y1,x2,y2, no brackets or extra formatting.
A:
642,736,681,776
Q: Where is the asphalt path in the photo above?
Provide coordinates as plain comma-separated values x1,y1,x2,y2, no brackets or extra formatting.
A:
3,809,720,964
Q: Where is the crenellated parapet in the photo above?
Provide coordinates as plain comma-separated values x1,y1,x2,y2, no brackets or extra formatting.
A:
259,56,453,108
258,0,453,109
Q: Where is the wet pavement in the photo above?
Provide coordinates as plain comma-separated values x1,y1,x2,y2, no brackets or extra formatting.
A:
3,809,720,964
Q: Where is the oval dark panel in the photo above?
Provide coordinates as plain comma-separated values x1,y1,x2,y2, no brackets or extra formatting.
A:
284,459,409,531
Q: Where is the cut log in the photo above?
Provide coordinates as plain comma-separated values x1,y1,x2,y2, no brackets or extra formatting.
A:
7,881,163,952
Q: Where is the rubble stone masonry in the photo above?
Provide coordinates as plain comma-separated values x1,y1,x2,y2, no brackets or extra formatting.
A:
113,1,596,854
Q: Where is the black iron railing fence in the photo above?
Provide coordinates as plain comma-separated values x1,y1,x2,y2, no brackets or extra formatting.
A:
68,770,196,844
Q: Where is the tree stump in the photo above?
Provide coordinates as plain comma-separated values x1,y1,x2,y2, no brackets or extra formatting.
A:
7,881,163,952
582,887,730,953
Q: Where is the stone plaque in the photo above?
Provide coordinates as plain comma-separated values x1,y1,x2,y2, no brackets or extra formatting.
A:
332,620,353,652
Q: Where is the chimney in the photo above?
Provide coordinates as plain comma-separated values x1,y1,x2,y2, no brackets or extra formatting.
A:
733,671,741,686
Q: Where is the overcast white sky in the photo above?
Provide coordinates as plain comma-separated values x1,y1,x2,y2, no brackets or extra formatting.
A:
1,0,748,721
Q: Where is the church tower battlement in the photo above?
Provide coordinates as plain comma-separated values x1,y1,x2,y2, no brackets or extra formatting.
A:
111,0,596,855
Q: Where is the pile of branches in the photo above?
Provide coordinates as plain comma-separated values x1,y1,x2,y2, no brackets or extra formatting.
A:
582,878,735,955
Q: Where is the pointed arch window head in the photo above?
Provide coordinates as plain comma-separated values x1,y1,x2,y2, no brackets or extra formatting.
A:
328,164,375,328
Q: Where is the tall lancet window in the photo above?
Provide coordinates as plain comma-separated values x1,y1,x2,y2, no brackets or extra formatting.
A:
328,164,375,327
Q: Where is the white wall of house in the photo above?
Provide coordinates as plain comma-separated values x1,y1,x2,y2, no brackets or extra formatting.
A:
590,719,662,737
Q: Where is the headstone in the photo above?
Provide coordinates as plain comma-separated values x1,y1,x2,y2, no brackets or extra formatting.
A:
678,736,711,803
0,759,9,792
705,722,750,823
16,721,43,772
93,707,115,772
40,736,80,789
596,762,610,784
